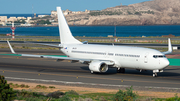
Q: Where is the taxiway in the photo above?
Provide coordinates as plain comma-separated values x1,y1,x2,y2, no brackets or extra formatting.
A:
0,49,180,91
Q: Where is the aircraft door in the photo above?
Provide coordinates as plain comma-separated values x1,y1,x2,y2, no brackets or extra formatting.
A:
144,53,149,63
105,52,109,58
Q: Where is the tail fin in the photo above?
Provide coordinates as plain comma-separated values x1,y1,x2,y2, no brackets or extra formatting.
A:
57,7,82,44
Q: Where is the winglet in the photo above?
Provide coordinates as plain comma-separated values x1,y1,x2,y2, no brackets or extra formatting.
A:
162,38,172,54
7,40,16,54
168,38,172,53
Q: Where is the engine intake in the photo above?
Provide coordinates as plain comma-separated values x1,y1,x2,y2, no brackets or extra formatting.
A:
89,61,108,73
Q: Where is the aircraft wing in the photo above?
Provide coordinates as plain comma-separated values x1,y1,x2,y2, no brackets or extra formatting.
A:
7,41,114,65
36,43,62,48
25,41,62,48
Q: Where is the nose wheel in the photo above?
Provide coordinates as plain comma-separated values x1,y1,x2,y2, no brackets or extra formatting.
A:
153,73,157,77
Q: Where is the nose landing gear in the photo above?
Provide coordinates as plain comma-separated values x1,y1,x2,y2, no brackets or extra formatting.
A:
153,69,163,77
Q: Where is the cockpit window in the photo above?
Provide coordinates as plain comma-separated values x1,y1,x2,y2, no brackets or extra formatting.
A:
153,55,166,58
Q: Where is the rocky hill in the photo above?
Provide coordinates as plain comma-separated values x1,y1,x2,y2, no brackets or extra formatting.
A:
65,0,180,25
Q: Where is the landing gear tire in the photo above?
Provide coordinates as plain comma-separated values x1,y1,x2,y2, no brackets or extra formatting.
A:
91,71,94,74
153,73,157,77
117,68,125,73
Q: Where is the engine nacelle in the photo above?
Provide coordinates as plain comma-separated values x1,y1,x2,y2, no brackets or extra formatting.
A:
89,61,108,73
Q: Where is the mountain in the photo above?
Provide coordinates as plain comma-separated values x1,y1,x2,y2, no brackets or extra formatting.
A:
65,0,180,25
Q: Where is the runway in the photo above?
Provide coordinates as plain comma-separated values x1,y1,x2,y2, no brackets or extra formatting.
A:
0,49,180,91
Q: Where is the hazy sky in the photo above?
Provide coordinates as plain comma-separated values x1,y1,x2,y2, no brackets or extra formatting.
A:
0,0,150,14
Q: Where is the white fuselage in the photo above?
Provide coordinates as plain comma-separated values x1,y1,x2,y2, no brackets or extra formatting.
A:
61,44,169,70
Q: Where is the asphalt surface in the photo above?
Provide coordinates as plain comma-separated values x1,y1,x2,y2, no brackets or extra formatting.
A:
0,49,180,92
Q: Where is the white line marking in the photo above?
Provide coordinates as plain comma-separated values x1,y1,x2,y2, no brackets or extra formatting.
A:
6,77,180,90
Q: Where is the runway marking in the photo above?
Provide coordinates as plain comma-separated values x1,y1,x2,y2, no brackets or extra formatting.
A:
5,76,180,90
1,70,180,85
117,71,180,80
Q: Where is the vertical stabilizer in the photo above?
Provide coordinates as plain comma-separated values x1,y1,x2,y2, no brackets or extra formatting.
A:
57,7,82,44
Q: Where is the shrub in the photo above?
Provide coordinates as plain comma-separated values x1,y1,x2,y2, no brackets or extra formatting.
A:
47,91,65,98
41,86,47,89
49,86,55,88
15,90,48,101
20,84,25,88
166,94,180,101
35,85,47,89
9,83,13,85
57,95,71,101
14,84,20,88
0,75,16,101
35,85,42,88
65,90,79,95
113,86,137,101
135,12,141,15
16,90,32,97
25,85,30,88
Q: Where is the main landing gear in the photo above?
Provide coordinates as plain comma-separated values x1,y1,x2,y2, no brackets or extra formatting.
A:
153,73,157,77
117,68,125,73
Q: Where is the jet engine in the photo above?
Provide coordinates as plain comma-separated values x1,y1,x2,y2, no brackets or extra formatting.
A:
89,61,108,73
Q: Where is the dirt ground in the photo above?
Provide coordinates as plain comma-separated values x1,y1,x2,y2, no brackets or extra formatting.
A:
8,81,180,98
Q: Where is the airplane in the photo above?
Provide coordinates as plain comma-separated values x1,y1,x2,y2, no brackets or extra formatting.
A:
7,7,172,77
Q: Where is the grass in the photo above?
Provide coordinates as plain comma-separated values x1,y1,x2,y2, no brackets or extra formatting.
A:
1,36,180,44
6,83,180,100
12,88,180,101
9,83,56,89
1,36,180,51
9,83,29,88
35,85,48,89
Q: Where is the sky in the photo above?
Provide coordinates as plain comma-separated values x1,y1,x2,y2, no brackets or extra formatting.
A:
0,0,150,14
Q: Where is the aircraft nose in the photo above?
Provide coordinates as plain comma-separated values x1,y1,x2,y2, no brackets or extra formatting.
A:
161,59,170,67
